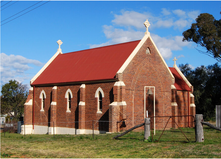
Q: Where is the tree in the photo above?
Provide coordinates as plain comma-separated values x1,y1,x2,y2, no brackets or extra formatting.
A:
1,80,28,121
182,13,221,62
179,63,221,120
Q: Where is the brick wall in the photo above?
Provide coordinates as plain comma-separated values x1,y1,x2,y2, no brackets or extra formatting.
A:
121,37,174,130
32,82,114,131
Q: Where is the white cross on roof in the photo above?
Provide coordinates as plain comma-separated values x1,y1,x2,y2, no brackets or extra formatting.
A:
57,40,63,52
173,57,177,67
144,19,150,34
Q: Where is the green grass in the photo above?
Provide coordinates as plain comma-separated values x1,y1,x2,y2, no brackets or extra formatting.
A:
1,126,221,158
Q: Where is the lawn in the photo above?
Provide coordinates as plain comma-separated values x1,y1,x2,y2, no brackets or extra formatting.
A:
1,126,221,158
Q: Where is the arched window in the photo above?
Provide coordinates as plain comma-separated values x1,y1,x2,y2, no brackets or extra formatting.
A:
95,87,104,114
65,89,73,112
39,90,46,111
99,92,102,111
68,92,71,110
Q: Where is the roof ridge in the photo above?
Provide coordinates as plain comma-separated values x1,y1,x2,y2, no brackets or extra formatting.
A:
63,40,141,55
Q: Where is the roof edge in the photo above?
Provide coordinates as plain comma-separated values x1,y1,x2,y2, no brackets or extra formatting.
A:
31,78,117,87
30,50,62,85
117,32,150,74
173,65,193,92
149,35,175,83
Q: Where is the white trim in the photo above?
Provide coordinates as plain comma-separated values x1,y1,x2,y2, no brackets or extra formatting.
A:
52,86,57,90
21,125,33,135
95,87,104,113
149,36,175,83
51,101,57,105
114,81,126,86
30,51,62,84
29,87,33,91
117,33,149,74
49,127,107,135
171,102,178,106
65,89,73,98
110,102,118,106
174,65,192,90
65,89,73,112
97,110,102,114
39,90,46,111
95,87,104,98
39,90,46,99
190,104,196,107
24,99,33,106
190,93,194,97
117,33,175,84
80,84,86,88
79,101,85,106
171,85,176,89
121,101,127,105
110,101,127,106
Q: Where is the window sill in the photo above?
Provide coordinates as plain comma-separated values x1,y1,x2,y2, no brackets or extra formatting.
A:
66,110,71,113
97,110,102,114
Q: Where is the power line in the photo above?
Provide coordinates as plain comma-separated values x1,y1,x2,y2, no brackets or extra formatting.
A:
1,0,19,11
1,0,50,26
1,1,43,23
1,0,12,8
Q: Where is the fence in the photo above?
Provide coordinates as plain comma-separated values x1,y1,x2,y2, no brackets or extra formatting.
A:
3,115,195,142
1,122,19,133
148,115,195,142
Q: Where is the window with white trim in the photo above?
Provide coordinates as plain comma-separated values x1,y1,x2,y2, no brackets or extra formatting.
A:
95,87,104,114
146,47,151,55
39,90,46,111
65,89,73,112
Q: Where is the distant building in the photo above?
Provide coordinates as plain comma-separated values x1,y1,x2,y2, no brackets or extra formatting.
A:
22,20,195,134
0,117,5,124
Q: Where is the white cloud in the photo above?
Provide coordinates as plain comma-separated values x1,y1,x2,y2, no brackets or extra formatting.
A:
173,19,189,29
161,8,171,16
0,53,43,84
173,9,186,18
188,64,195,70
187,11,200,20
151,34,189,59
103,25,144,43
90,25,144,48
91,8,198,59
112,10,148,29
154,19,174,28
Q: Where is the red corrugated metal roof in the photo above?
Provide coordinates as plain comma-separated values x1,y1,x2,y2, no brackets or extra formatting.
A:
32,40,140,85
169,67,192,91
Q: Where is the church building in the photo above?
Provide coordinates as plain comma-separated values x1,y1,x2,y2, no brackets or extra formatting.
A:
22,20,195,134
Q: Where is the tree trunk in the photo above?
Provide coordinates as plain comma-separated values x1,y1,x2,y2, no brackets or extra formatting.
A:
113,123,144,139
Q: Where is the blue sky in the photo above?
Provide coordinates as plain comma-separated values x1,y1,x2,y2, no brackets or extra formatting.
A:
1,0,220,88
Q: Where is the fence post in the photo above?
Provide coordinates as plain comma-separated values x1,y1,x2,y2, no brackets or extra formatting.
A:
144,118,150,140
216,105,221,128
195,114,204,142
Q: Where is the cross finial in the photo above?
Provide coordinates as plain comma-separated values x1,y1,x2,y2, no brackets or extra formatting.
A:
144,19,150,34
173,57,177,67
57,40,63,52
